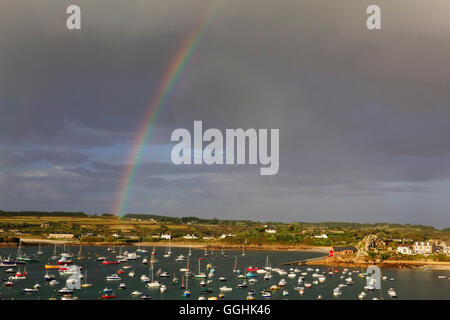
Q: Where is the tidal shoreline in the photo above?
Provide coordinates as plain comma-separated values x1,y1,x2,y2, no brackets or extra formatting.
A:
1,238,330,253
302,257,450,270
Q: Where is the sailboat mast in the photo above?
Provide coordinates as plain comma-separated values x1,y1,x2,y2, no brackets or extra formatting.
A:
16,239,21,259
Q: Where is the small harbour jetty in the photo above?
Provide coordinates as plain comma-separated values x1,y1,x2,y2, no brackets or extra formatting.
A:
281,255,328,266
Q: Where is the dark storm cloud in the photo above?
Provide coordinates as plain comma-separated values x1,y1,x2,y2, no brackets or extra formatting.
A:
1,0,450,226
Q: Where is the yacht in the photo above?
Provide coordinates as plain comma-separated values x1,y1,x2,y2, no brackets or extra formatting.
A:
175,255,187,262
49,279,59,286
106,274,121,281
101,287,116,299
264,273,272,280
333,287,342,296
195,259,207,278
220,286,233,292
57,256,72,265
58,287,74,295
261,290,271,298
387,288,398,298
160,271,170,278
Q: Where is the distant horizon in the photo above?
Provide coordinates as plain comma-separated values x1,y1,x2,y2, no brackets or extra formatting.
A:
1,209,447,230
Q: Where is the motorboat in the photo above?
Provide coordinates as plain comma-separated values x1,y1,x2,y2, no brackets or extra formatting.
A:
175,255,187,262
160,271,170,278
106,274,121,281
387,288,398,298
58,287,74,295
333,287,342,296
261,290,271,298
140,274,149,282
220,286,233,292
147,281,161,288
264,273,272,280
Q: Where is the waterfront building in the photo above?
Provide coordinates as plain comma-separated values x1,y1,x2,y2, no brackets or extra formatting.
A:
413,241,435,255
396,246,413,255
160,233,171,240
332,246,357,256
183,234,198,239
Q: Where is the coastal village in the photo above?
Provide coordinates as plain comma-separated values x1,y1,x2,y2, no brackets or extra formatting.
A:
0,211,448,301
0,211,448,269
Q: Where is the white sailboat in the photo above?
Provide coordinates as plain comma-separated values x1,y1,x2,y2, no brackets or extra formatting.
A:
195,258,206,278
37,242,43,255
264,256,272,271
183,274,191,297
163,239,172,258
81,270,92,288
147,264,161,288
51,243,58,260
77,245,85,260
233,256,240,273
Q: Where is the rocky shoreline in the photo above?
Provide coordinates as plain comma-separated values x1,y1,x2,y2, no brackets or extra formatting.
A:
304,257,450,270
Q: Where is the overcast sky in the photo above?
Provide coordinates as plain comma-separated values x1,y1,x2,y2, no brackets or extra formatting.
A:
1,0,449,227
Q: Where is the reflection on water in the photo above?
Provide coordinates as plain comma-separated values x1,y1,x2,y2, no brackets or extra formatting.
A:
0,246,448,300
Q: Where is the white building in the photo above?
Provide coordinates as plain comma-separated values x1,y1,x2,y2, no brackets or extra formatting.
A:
414,241,435,255
48,233,74,239
265,229,277,234
202,236,215,240
183,234,198,239
220,233,235,239
160,233,171,240
314,234,328,239
396,246,413,255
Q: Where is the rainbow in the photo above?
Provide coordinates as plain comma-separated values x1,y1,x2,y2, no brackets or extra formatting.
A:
112,1,226,217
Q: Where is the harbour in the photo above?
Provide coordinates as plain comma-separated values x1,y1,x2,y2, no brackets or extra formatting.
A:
0,245,448,300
